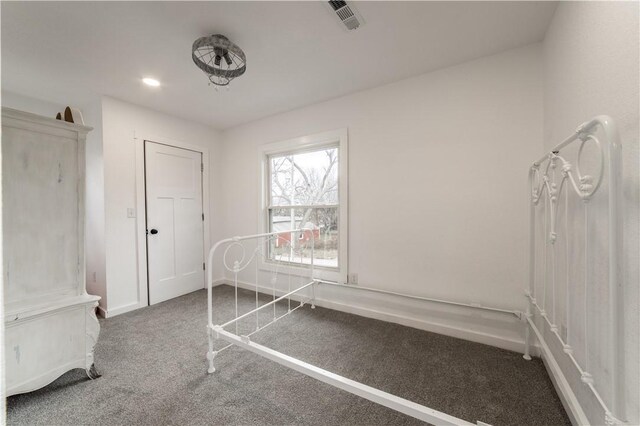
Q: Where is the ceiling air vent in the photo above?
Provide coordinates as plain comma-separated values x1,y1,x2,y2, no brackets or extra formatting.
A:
328,1,362,31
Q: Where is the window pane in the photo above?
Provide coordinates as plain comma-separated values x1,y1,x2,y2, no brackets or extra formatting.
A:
311,207,339,268
269,147,338,207
268,207,338,269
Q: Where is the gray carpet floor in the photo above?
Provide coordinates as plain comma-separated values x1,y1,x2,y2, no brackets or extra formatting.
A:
7,285,570,426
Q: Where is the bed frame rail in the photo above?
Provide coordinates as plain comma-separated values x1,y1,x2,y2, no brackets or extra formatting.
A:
212,325,476,426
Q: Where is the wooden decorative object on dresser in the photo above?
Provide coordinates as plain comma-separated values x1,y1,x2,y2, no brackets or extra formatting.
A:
2,107,101,396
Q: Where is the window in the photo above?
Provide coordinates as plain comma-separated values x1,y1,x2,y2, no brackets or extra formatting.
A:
260,129,348,283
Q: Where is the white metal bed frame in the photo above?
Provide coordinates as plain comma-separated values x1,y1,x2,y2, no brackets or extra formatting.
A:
205,116,626,425
206,229,484,425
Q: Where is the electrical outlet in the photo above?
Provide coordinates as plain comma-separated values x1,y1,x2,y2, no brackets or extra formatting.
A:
348,273,358,285
127,208,136,218
92,272,97,283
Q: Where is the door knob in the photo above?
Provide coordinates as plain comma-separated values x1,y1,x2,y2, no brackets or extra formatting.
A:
150,229,159,235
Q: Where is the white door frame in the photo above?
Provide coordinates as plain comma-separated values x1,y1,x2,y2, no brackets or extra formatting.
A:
134,132,211,309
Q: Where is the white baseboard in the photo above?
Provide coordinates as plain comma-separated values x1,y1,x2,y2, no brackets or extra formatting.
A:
98,276,228,318
99,301,145,318
526,317,588,425
215,279,530,354
315,296,526,353
96,305,107,318
211,278,227,287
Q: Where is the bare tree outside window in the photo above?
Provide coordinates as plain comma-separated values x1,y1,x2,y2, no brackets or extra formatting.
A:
268,147,339,268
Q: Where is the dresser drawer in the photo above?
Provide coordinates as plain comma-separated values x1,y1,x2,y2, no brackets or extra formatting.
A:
6,305,87,394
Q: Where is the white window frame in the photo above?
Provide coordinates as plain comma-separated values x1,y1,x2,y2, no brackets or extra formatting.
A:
259,128,348,284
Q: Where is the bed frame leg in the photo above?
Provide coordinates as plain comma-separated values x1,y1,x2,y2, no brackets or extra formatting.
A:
523,304,532,361
207,327,216,373
310,280,316,309
523,326,532,361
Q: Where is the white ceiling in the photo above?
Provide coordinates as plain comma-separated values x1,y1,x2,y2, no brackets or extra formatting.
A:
1,1,557,130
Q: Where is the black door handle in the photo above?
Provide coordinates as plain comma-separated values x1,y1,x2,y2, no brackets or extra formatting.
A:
150,229,159,235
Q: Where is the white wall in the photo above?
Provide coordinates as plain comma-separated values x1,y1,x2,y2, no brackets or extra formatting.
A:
1,91,62,118
101,96,223,316
218,44,544,351
82,99,107,306
543,2,639,423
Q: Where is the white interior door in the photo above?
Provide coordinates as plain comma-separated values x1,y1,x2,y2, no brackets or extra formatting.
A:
145,141,204,305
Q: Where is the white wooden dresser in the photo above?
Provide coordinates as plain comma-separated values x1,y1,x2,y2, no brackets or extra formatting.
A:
2,107,101,396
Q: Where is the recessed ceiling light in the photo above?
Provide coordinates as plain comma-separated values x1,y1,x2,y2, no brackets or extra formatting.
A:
142,77,160,87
